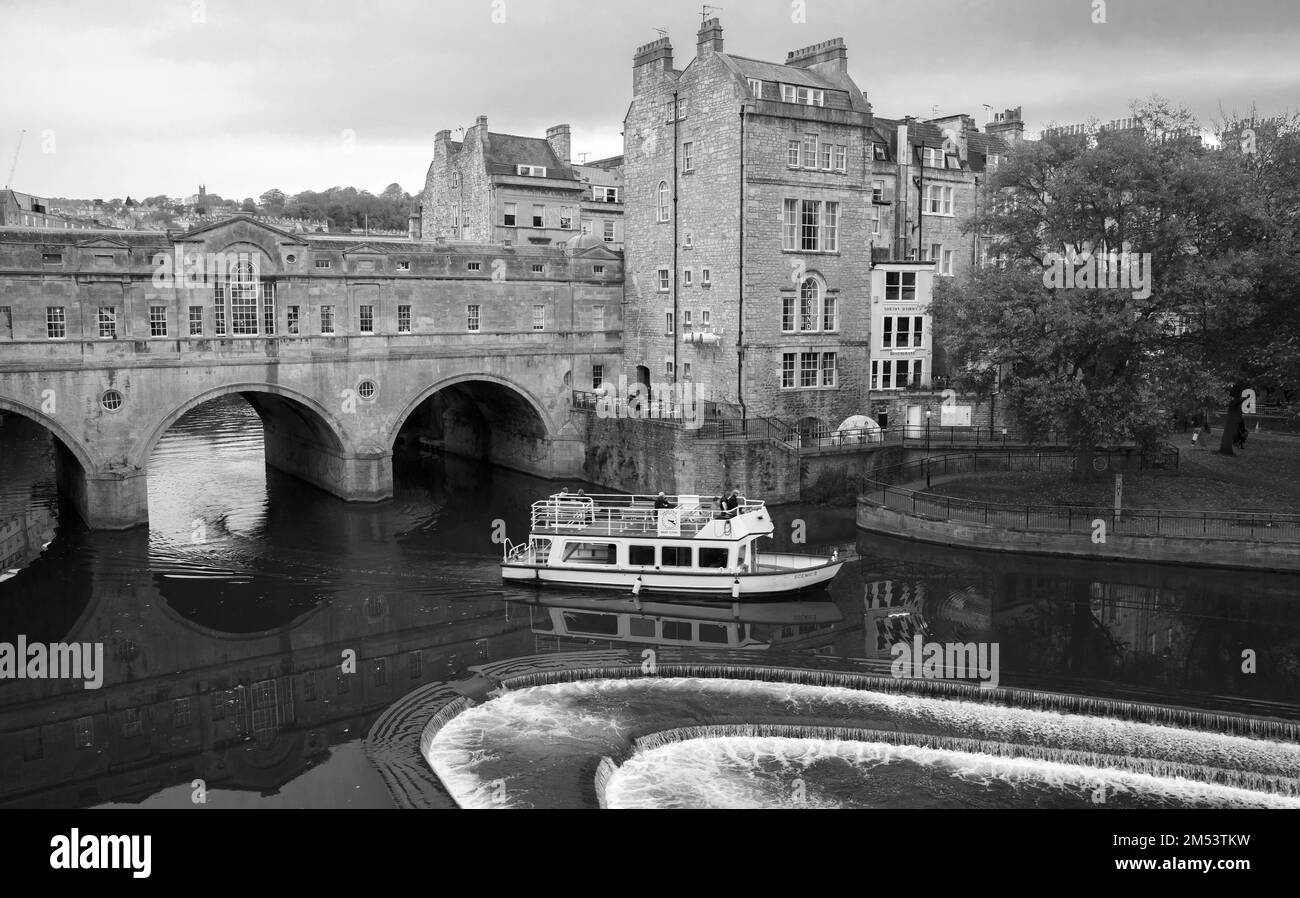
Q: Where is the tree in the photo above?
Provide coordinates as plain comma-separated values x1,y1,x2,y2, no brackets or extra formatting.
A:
933,98,1262,478
241,197,257,213
259,189,286,215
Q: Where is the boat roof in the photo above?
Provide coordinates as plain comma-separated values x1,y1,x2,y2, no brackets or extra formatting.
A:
529,492,773,541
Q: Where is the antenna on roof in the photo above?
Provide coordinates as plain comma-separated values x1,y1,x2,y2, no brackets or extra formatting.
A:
577,152,590,164
702,4,722,21
931,105,939,119
653,26,669,38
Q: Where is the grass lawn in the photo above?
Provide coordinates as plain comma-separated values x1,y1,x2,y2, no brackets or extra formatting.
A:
927,432,1300,514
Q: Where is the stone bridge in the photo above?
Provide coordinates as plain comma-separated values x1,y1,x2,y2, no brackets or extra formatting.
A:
0,217,624,528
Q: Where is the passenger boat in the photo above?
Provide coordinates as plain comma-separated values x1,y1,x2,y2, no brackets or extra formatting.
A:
500,492,844,597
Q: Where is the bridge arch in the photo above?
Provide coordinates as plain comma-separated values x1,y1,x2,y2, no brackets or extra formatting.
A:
386,373,556,448
0,395,98,473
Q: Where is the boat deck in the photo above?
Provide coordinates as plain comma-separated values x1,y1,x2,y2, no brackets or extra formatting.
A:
531,492,765,539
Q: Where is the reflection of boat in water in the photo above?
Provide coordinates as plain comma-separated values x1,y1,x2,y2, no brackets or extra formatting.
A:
501,492,844,597
511,593,844,651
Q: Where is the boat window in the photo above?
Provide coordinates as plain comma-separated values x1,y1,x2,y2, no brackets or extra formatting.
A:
698,623,729,644
562,542,618,564
661,545,693,567
532,609,555,632
699,547,729,568
629,618,656,637
662,620,692,641
562,611,620,636
532,538,552,562
629,545,656,566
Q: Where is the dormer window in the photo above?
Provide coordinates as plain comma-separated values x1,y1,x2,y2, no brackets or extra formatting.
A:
748,78,763,96
922,147,946,168
593,186,619,203
517,165,547,177
873,143,888,161
780,84,824,106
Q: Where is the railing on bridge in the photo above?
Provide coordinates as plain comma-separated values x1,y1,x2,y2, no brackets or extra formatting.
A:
795,424,1075,452
570,390,798,448
859,450,1298,543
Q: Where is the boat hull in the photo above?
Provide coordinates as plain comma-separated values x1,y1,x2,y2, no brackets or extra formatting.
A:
501,556,844,596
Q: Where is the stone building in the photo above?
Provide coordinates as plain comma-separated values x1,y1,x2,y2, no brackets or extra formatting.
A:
0,189,77,230
420,117,623,249
623,18,879,436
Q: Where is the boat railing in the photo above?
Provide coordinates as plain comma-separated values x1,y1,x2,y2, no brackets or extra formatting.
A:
530,493,764,536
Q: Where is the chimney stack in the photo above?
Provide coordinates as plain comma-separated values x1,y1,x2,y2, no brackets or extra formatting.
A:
786,37,848,75
546,124,571,164
408,207,422,241
633,36,674,90
696,17,723,55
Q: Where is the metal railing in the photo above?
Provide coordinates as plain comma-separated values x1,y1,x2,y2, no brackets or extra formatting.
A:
796,424,1076,453
530,492,762,537
860,452,1299,542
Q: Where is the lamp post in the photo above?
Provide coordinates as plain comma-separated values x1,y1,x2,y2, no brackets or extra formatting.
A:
1001,427,1007,448
925,409,932,452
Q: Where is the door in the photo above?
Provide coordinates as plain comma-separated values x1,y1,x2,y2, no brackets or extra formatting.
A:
906,404,923,439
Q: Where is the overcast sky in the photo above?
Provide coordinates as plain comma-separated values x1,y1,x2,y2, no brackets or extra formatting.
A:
3,0,1298,201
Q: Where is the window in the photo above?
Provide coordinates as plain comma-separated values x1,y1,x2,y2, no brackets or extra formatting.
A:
532,263,545,273
701,267,711,286
98,306,116,338
665,312,674,334
657,268,669,292
684,233,693,249
781,84,824,106
783,199,838,251
42,252,63,265
287,305,300,334
883,316,924,348
174,698,191,727
517,164,547,177
315,258,331,269
467,261,481,271
748,77,763,96
677,97,686,120
788,140,801,167
229,260,258,334
532,304,545,330
593,186,619,203
803,135,818,169
467,304,481,332
504,203,517,226
320,305,335,334
873,142,888,161
559,206,573,230
532,204,545,228
872,179,885,202
149,305,167,337
398,304,411,333
683,310,693,330
629,544,655,566
821,352,838,386
397,260,410,271
262,281,275,334
581,219,592,235
562,542,617,564
683,362,691,378
922,146,946,168
782,351,836,389
800,352,818,387
188,305,203,336
46,306,66,339
925,185,954,215
782,294,795,332
656,181,669,222
665,358,674,378
592,363,604,389
603,221,615,243
870,205,881,236
373,658,388,687
594,264,606,274
451,171,461,189
701,310,711,327
872,359,922,389
941,248,953,276
661,545,693,567
592,305,605,330
822,292,837,332
821,142,833,170
885,271,917,301
683,268,693,286
800,279,818,331
682,141,694,171
214,284,226,335
834,145,847,172
359,305,374,333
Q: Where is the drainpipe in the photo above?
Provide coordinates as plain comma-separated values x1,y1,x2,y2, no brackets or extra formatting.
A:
737,102,747,425
672,88,680,390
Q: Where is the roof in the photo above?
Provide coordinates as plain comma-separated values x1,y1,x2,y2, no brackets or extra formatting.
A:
724,54,840,90
446,131,580,181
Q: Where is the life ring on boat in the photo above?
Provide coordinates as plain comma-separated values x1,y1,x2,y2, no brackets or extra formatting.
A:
723,521,732,537
731,577,741,599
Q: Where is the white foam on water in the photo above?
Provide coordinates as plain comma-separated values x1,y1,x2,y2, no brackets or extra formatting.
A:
425,677,1300,808
604,736,1300,810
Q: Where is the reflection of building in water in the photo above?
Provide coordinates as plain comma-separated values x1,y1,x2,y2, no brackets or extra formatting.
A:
1091,582,1188,662
524,597,843,653
0,505,57,572
863,579,929,655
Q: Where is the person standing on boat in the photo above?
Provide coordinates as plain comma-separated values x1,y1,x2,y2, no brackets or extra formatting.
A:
653,492,675,509
717,489,741,517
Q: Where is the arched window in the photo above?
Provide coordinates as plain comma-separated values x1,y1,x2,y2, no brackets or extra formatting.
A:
656,180,669,222
229,258,260,335
451,171,461,189
799,277,819,331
